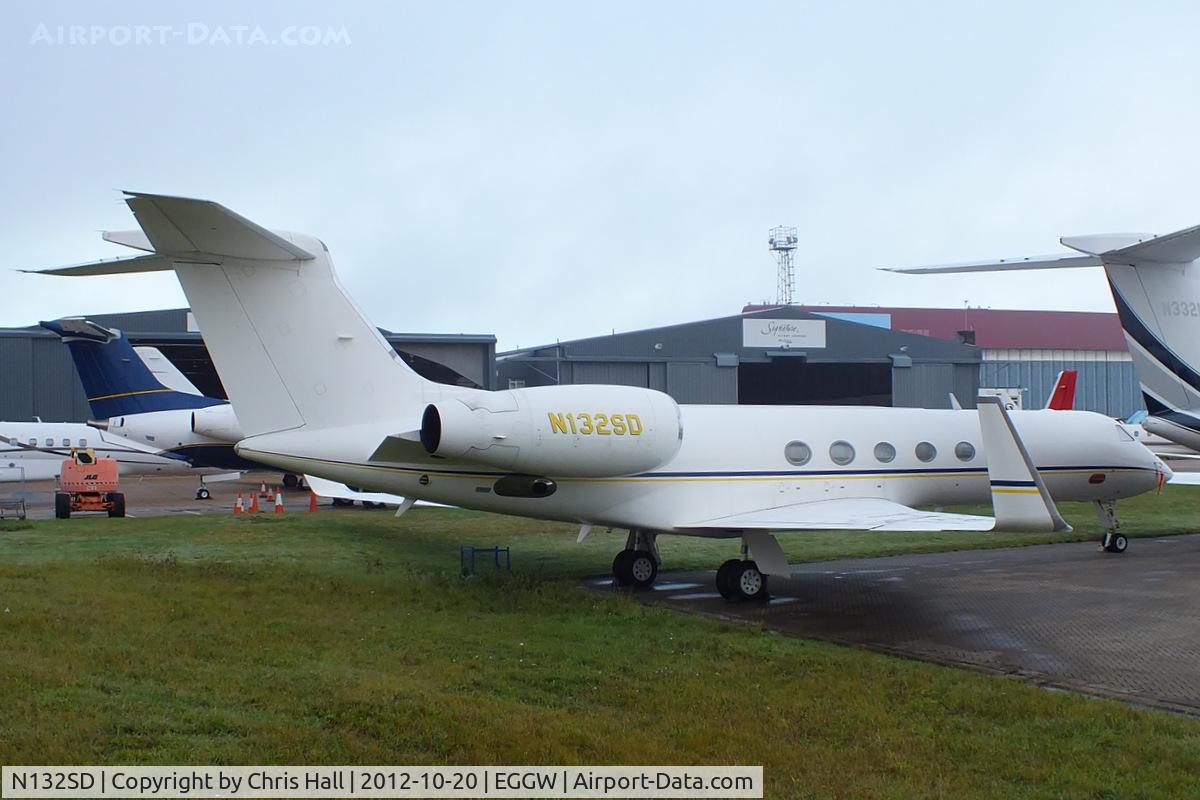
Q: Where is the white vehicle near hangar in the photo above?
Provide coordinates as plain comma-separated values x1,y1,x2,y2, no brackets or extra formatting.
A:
28,193,1169,600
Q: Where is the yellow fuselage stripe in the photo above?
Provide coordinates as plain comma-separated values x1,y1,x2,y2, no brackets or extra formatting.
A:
87,387,174,402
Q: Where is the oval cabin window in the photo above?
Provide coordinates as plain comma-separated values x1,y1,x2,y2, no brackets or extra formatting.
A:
874,442,896,463
915,442,937,462
784,441,812,466
829,440,856,466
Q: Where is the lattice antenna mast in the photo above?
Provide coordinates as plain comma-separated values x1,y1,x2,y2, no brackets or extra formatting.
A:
768,225,798,305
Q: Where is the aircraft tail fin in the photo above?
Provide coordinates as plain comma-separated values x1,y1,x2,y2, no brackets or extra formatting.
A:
30,192,439,438
1045,369,1077,410
39,318,224,419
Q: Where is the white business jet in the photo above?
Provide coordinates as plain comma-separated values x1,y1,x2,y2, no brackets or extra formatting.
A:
0,422,192,482
27,194,1167,600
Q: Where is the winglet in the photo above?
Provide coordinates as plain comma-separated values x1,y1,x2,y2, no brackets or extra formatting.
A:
977,395,1071,532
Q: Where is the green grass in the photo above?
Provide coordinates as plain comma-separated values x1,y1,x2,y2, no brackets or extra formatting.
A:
1,488,1198,798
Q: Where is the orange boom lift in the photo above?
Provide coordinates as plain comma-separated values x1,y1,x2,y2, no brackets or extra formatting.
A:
55,449,125,519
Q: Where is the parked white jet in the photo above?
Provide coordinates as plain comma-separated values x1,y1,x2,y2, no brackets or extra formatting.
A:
885,224,1200,456
0,422,192,482
28,193,1168,599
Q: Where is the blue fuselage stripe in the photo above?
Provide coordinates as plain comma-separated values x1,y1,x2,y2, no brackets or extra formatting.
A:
1109,278,1200,394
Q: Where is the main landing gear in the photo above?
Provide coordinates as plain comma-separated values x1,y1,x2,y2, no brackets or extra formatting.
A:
607,530,779,602
716,540,769,602
611,529,659,588
1094,500,1128,554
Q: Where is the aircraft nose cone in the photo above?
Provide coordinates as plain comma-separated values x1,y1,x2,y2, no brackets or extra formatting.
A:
1156,456,1174,484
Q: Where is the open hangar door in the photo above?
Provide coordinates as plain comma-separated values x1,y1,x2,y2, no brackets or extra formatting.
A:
737,359,892,406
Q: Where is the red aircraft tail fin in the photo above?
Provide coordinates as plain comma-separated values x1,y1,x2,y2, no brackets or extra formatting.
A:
1046,370,1077,410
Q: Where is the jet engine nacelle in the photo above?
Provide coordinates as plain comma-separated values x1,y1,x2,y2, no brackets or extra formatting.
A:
420,385,683,477
103,408,196,447
191,404,244,442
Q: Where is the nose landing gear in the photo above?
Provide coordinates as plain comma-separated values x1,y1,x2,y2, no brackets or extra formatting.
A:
1094,500,1128,553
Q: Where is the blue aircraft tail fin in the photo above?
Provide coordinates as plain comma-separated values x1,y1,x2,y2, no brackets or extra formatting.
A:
40,318,224,419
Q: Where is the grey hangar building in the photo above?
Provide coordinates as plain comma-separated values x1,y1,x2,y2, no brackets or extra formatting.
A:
498,305,1140,416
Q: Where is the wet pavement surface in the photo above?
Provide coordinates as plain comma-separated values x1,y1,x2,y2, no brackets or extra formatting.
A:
587,536,1200,715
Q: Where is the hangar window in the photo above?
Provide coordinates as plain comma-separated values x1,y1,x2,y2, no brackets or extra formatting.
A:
873,442,896,463
784,441,812,466
829,440,856,465
955,441,976,461
915,442,937,462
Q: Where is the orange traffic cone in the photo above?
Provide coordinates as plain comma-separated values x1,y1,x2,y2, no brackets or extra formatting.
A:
308,491,318,513
234,493,244,514
274,489,285,514
249,493,259,514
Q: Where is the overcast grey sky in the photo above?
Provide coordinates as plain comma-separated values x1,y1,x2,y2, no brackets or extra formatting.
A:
4,1,1199,349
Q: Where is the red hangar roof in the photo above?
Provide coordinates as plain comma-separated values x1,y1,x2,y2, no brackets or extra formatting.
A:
740,305,1128,351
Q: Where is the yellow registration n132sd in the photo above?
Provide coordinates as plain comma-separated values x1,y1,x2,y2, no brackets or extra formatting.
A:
547,412,643,436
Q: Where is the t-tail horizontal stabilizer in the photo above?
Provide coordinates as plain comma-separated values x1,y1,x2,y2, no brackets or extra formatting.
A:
882,224,1200,275
976,395,1071,532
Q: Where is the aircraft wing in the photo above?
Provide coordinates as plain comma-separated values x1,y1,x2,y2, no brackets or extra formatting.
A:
678,497,994,532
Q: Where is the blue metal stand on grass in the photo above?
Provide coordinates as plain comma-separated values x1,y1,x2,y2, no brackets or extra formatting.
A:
460,546,511,575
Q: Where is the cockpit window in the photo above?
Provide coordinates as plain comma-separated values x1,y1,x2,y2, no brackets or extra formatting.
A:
1116,424,1136,442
